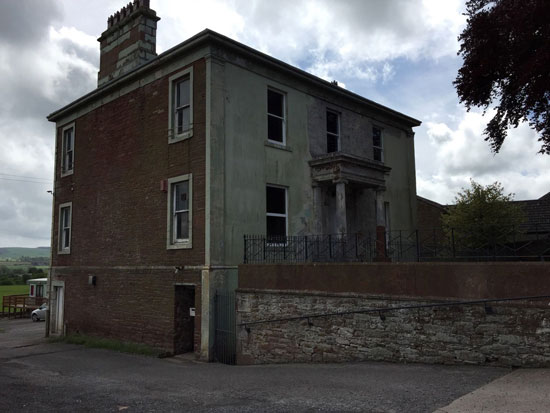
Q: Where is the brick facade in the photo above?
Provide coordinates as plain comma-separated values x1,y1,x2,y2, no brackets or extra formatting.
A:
50,58,207,354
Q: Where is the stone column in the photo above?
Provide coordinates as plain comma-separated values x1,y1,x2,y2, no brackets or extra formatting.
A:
335,180,347,234
312,184,323,235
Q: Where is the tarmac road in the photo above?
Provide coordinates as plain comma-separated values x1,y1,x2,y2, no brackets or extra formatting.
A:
0,318,527,412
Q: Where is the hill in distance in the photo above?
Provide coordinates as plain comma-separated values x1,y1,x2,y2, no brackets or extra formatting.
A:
0,247,51,260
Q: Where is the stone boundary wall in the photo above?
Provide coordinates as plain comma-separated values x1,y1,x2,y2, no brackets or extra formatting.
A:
236,290,550,367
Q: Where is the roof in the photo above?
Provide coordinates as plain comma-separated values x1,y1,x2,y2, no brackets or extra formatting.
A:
47,29,421,128
513,198,550,232
417,195,448,210
418,194,550,233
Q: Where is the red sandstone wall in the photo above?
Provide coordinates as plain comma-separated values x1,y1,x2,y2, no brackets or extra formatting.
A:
238,262,550,300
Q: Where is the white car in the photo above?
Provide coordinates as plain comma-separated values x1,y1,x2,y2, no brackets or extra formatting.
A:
31,303,48,322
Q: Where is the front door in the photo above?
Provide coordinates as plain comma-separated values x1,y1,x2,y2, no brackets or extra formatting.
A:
174,285,195,354
55,286,64,334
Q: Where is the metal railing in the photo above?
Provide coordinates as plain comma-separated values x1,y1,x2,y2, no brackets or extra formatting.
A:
243,226,550,263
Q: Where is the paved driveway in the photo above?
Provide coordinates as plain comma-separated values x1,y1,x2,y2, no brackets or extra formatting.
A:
0,318,539,412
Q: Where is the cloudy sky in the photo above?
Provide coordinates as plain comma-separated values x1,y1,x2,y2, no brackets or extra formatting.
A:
0,0,548,247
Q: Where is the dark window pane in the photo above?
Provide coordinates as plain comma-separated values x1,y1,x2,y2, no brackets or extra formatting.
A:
327,134,338,153
266,186,286,214
267,90,283,117
174,181,189,211
373,127,381,147
63,228,70,248
176,211,189,239
62,207,70,227
374,147,382,161
267,216,286,237
64,129,73,150
268,115,283,142
66,152,73,170
176,107,190,134
176,78,190,107
327,111,339,134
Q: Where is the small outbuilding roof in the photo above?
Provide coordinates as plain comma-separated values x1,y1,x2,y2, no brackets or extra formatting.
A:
26,278,48,285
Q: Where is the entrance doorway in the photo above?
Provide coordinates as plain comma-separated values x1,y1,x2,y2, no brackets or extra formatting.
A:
54,286,64,334
174,285,195,354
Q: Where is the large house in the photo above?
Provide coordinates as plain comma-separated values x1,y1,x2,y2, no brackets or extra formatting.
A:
46,0,420,360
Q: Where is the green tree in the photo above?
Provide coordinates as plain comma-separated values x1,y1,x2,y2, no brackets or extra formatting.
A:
442,180,524,249
454,0,550,154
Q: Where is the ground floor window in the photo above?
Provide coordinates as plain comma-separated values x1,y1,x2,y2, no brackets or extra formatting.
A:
266,185,287,239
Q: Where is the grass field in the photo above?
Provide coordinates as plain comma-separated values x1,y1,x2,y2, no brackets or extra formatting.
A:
0,285,28,303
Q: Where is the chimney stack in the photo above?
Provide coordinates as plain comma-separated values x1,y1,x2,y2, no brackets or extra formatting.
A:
97,0,160,87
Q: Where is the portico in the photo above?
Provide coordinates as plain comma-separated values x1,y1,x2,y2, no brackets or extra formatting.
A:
309,152,391,238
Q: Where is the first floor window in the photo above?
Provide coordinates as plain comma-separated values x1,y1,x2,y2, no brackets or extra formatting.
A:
61,124,74,175
373,127,383,162
267,89,286,144
174,76,190,135
169,68,193,143
58,202,72,253
266,185,287,239
326,110,339,153
167,174,192,248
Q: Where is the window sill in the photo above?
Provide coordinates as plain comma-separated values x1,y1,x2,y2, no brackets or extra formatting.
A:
265,141,292,152
167,242,193,250
169,129,193,144
57,249,71,255
61,170,74,178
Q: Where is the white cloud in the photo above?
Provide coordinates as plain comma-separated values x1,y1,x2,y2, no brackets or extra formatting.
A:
0,20,97,247
418,109,550,204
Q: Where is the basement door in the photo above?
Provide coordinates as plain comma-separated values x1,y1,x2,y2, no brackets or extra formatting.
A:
174,285,195,354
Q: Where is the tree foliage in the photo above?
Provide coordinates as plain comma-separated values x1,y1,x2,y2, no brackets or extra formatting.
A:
454,0,550,154
442,180,524,248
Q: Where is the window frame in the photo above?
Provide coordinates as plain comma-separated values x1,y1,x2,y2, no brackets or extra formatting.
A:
373,126,384,162
61,123,75,177
166,173,193,249
58,202,72,255
266,184,288,241
267,88,287,146
326,109,340,153
168,67,194,144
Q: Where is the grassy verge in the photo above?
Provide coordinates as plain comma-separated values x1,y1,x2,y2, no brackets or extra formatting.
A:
50,333,165,357
0,285,28,302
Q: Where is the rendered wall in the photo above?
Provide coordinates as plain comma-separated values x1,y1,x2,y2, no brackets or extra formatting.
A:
213,49,419,266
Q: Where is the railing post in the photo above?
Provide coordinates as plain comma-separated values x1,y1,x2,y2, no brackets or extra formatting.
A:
263,236,266,262
433,228,437,258
416,230,420,262
328,234,332,260
397,230,403,261
452,228,456,259
243,235,247,263
304,235,308,262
